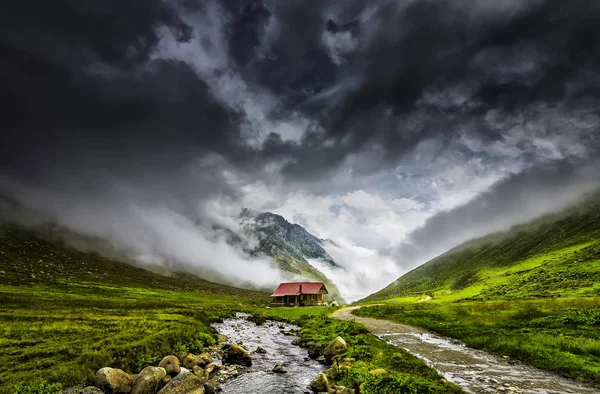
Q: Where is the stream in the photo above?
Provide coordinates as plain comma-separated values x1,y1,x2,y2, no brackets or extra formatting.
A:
333,307,599,394
212,313,325,394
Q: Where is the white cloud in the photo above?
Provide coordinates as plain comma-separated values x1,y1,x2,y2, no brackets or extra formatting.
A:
0,170,284,288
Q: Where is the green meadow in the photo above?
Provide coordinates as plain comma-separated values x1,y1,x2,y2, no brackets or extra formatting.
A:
0,223,268,393
355,298,600,386
0,223,463,394
356,200,600,386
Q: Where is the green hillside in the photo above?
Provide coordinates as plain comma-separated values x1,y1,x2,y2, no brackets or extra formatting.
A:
355,195,600,386
362,196,600,303
0,221,269,392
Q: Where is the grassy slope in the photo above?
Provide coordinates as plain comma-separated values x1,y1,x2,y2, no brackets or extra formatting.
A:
363,198,600,302
0,223,269,392
355,197,600,385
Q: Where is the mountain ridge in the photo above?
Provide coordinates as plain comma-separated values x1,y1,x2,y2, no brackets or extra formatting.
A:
238,208,344,301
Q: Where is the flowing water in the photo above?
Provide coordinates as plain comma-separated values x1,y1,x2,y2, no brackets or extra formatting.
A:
212,313,325,394
333,307,599,394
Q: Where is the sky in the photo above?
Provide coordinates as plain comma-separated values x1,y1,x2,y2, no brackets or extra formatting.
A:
2,0,600,301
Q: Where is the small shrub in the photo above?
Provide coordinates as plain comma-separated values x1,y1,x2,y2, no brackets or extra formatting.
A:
513,306,545,321
195,332,216,348
344,345,374,360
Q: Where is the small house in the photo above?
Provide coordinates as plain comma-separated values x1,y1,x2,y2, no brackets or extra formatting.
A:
270,282,328,306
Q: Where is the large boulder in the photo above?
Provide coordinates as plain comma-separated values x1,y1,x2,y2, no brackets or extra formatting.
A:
131,367,166,394
323,336,347,361
182,353,213,369
157,371,205,394
310,373,331,393
95,368,134,394
159,356,181,376
62,386,105,394
223,344,252,366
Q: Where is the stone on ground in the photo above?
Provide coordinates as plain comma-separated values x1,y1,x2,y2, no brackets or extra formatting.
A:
159,356,181,376
204,363,221,379
95,368,134,394
323,336,347,361
131,366,166,394
310,373,331,393
156,371,205,394
182,353,213,369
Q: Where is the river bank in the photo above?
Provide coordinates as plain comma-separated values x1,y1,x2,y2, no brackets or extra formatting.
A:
213,314,326,393
335,307,599,394
57,307,465,394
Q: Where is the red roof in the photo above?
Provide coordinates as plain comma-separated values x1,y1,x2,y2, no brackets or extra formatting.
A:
270,282,327,297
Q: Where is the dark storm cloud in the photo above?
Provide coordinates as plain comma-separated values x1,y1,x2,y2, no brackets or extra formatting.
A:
204,0,600,178
0,0,259,184
3,0,600,183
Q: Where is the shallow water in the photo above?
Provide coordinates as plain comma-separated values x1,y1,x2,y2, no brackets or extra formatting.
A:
212,313,325,394
334,307,599,394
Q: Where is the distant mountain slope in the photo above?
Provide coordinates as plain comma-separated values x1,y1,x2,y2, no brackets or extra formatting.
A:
238,208,343,301
0,201,345,301
0,221,268,299
362,194,600,303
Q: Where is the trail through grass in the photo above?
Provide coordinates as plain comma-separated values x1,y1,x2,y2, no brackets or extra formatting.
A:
355,298,600,386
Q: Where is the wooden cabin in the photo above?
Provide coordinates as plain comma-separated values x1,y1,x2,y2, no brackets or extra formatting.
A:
270,282,328,306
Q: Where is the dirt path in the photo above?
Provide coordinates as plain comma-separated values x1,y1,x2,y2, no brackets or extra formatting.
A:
332,307,599,394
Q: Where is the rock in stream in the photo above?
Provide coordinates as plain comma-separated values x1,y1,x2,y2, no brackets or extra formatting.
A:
212,313,326,394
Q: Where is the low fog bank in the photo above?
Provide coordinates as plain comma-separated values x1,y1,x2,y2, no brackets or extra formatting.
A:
0,177,287,291
2,158,599,301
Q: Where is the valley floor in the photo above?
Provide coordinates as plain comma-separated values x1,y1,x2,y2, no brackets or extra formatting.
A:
0,280,266,393
0,224,462,394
